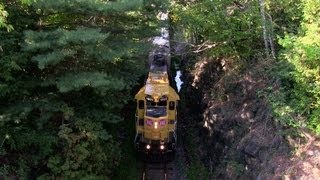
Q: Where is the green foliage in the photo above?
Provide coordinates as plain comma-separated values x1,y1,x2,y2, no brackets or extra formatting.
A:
30,0,144,15
187,161,209,180
0,3,13,31
264,86,301,129
269,0,320,134
56,72,125,93
24,27,109,69
112,102,141,180
171,0,262,58
0,0,164,178
266,0,303,35
183,116,210,179
43,122,120,179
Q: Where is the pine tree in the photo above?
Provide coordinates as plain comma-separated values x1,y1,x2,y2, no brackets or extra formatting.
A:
1,0,165,178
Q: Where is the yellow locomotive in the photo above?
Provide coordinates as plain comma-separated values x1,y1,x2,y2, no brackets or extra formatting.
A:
134,48,179,156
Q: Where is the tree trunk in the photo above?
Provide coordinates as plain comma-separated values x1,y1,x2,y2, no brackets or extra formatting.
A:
259,0,269,55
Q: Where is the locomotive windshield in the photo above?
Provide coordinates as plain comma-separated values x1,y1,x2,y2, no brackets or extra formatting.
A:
146,106,167,118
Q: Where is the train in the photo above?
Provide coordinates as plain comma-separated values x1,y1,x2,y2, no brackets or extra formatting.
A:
134,36,179,159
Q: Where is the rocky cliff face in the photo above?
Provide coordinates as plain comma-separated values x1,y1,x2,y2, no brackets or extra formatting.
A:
179,55,320,179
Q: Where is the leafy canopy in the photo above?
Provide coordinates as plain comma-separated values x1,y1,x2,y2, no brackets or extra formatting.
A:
0,0,165,178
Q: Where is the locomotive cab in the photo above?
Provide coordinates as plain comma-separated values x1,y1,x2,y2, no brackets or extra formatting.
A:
134,72,179,156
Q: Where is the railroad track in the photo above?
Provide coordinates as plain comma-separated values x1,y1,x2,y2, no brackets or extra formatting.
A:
142,161,175,180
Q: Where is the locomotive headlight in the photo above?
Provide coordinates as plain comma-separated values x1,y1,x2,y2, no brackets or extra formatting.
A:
160,145,165,150
146,144,151,150
154,122,158,129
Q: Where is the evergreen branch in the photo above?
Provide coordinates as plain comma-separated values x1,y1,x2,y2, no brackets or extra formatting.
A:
57,72,126,93
32,49,76,69
24,27,108,52
30,0,144,15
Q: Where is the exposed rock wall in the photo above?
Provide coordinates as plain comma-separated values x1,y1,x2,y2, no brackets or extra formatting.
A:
180,56,293,179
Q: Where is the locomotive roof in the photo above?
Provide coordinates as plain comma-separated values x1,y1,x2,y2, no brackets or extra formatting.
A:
145,72,169,96
134,72,180,101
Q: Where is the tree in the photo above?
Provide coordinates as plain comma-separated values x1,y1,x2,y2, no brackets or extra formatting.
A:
170,0,262,58
277,0,320,133
0,0,164,178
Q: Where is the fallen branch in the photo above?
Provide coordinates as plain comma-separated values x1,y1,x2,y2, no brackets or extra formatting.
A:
170,40,220,54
